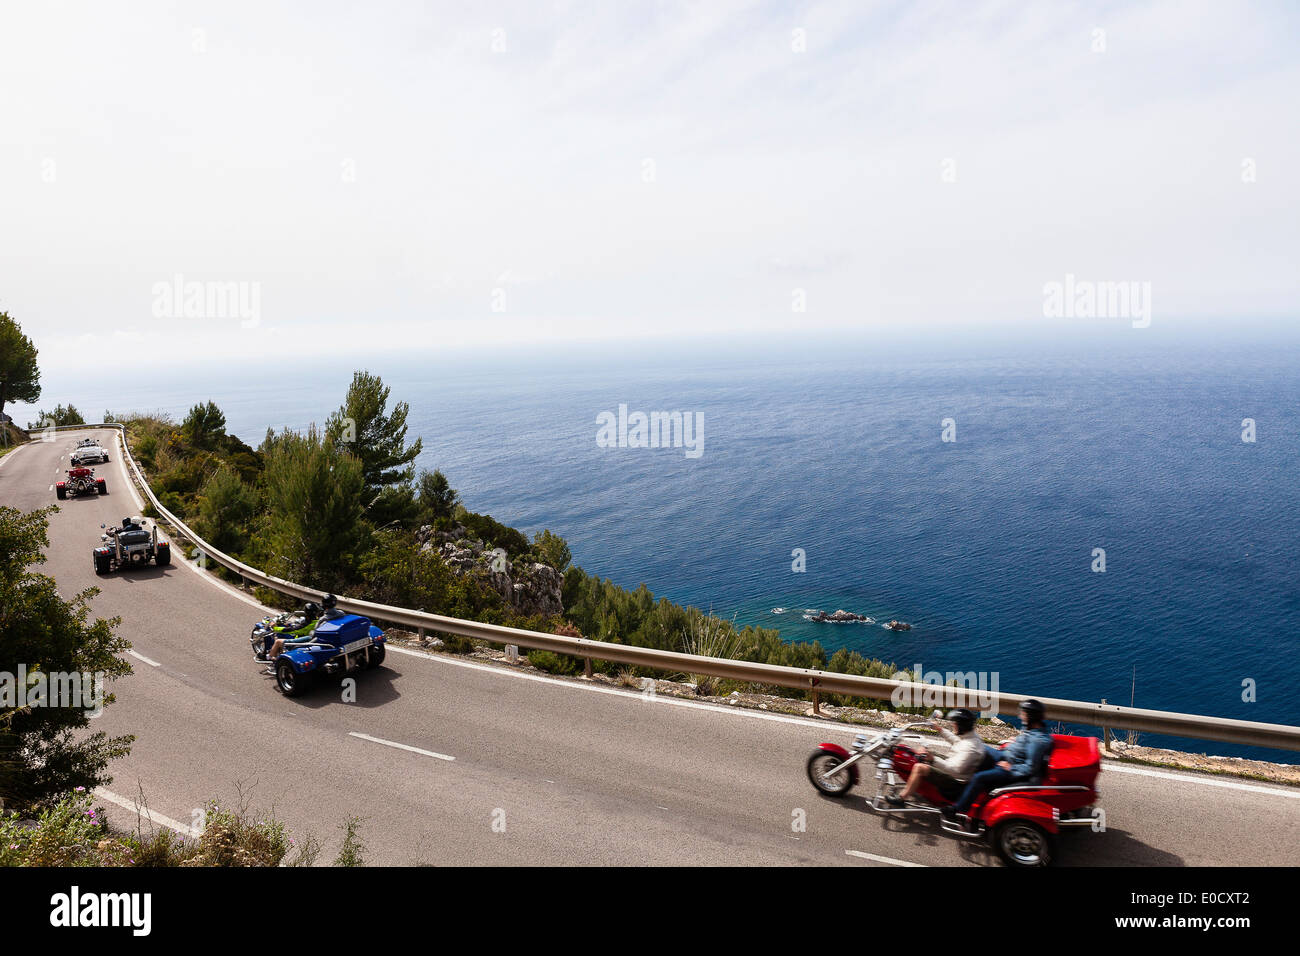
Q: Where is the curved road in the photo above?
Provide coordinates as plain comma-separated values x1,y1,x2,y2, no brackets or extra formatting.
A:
2,428,1297,866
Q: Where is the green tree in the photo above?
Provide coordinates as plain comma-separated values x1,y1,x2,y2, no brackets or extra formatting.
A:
258,426,369,590
326,371,423,492
26,404,84,429
181,401,227,450
0,313,40,422
196,465,258,556
0,506,134,811
531,529,571,573
417,469,460,524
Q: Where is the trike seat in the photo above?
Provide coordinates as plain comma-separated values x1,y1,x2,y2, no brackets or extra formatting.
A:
1043,734,1100,788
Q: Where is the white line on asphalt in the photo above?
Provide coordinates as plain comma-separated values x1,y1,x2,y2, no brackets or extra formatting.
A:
48,484,53,491
348,732,455,761
846,850,926,867
1102,762,1300,799
181,556,274,611
93,787,201,837
127,649,160,667
111,439,147,511
0,442,32,470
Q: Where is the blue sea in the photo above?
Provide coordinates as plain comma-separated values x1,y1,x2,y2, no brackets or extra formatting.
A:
25,322,1300,759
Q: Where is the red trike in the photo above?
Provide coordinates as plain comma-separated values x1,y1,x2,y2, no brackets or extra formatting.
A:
806,719,1103,866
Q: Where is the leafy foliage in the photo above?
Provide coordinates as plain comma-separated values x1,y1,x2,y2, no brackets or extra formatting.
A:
458,510,529,557
259,425,369,591
0,312,39,420
0,507,133,812
327,371,422,526
181,400,227,450
0,789,331,867
196,465,258,556
417,468,460,524
26,403,84,429
531,529,571,573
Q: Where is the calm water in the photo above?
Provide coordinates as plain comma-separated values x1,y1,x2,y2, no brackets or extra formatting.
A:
25,325,1300,758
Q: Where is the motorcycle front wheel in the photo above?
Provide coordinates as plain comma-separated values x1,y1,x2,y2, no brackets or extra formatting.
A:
806,751,854,797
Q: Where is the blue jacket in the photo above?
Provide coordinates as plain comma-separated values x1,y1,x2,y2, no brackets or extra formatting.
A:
1001,727,1054,781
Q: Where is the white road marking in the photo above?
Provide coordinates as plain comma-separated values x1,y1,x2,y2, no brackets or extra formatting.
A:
0,442,32,470
127,649,160,667
93,787,201,837
111,438,147,511
348,732,455,762
48,484,53,491
181,555,274,611
1102,762,1300,799
846,850,926,867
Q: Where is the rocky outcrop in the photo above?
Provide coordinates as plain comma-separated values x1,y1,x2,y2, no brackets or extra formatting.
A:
809,609,871,623
416,524,563,618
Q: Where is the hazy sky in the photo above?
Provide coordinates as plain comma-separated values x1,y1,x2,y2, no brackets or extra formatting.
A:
2,0,1297,372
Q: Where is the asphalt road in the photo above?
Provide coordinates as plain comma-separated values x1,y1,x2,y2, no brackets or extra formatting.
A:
2,428,1297,866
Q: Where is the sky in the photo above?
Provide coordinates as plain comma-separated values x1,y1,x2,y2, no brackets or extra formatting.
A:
1,0,1297,377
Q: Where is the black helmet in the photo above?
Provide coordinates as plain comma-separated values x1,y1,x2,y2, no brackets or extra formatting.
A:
322,593,337,609
1019,698,1046,723
947,708,976,734
304,602,322,618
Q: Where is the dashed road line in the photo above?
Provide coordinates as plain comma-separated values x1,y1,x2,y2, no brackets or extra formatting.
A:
846,849,926,867
94,787,201,837
348,732,455,762
127,649,160,667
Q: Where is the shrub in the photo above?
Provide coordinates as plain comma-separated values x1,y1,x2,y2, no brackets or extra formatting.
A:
527,649,581,676
333,817,366,867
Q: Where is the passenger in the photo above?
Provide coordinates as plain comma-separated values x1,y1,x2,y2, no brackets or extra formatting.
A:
886,708,987,807
942,699,1053,827
256,601,323,664
319,593,344,620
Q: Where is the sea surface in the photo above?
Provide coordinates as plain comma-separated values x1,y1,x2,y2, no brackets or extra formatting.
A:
20,324,1300,759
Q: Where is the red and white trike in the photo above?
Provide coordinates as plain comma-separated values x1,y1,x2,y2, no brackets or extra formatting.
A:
806,718,1103,866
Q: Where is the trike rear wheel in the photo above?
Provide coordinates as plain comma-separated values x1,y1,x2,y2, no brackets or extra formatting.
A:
993,820,1054,867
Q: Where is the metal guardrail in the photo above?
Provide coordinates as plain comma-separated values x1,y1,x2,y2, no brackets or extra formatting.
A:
43,423,1300,753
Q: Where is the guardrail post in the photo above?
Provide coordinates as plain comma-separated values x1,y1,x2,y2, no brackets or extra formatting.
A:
417,627,426,643
1101,699,1113,750
810,677,821,717
584,657,593,680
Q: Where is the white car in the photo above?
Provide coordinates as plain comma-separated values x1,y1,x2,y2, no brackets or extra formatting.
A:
70,441,109,465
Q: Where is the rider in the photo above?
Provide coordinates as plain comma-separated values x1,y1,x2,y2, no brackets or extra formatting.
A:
255,599,324,664
886,708,988,807
942,699,1053,827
